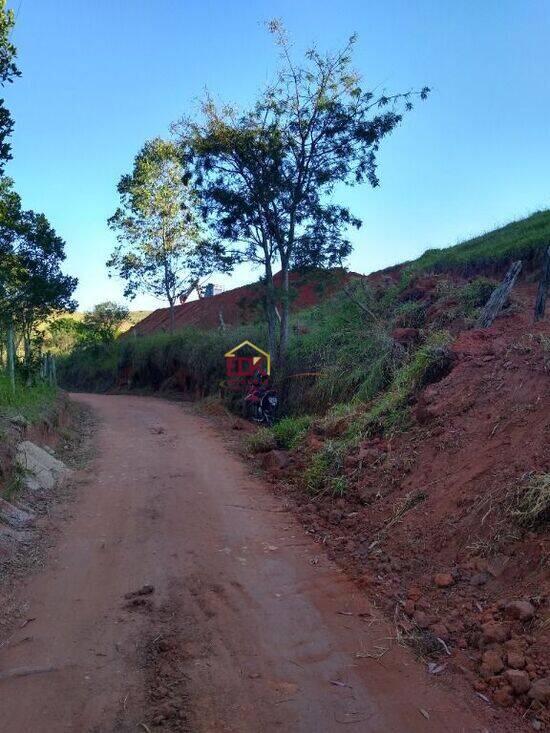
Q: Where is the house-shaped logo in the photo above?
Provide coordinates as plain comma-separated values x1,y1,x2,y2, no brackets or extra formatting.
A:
224,340,271,380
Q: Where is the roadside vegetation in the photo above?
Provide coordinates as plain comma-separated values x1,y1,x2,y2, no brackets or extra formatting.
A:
0,372,56,421
0,2,76,417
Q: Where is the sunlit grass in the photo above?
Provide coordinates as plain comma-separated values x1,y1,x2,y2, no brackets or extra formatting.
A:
0,373,57,421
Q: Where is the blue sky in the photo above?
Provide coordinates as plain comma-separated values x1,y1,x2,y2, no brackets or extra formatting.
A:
5,0,550,310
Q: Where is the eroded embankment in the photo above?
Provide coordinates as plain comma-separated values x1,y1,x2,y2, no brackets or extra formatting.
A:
248,308,550,730
0,398,94,591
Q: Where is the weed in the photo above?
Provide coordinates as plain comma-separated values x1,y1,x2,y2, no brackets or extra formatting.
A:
271,415,312,450
244,429,277,454
303,439,348,495
353,331,454,438
510,473,550,529
393,300,428,328
4,462,27,501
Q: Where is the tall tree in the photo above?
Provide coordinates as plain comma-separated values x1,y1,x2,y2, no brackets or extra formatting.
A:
0,0,20,173
177,22,429,362
0,178,77,368
14,209,78,364
107,138,210,332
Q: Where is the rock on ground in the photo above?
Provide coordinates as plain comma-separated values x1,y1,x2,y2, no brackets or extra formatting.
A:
16,441,72,492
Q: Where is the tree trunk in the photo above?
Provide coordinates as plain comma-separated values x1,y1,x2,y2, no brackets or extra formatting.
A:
23,323,31,369
7,322,15,396
278,263,290,366
264,262,277,363
534,245,550,322
476,260,522,328
168,299,175,333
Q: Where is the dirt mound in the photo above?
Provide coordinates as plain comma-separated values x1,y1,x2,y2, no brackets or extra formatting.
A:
263,305,550,730
128,268,361,336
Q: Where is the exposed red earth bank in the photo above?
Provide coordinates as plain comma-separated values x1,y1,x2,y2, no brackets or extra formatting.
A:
255,286,550,731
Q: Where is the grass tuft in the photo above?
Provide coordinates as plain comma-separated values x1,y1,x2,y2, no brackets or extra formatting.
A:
244,429,277,454
271,415,312,450
511,473,550,529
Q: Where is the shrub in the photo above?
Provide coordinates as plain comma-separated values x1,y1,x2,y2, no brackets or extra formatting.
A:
393,300,428,328
352,330,454,437
458,277,496,311
271,415,312,450
244,429,277,454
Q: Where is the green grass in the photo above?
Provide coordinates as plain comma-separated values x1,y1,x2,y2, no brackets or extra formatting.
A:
301,330,455,495
0,372,57,421
270,415,312,450
245,415,312,455
244,429,277,454
410,209,550,274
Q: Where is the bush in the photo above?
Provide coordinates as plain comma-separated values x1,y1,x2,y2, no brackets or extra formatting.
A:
352,330,454,436
271,415,312,450
244,429,277,454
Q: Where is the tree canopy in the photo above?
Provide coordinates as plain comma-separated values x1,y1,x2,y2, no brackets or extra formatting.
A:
0,178,77,365
0,0,19,173
107,138,214,331
82,301,129,343
176,22,429,361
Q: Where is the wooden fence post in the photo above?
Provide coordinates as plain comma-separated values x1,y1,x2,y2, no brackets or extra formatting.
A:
476,260,522,328
534,245,550,322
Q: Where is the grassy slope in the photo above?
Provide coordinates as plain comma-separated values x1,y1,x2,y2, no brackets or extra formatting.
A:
409,209,550,273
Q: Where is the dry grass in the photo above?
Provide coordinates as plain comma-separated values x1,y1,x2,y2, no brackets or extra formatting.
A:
510,473,550,529
244,429,277,454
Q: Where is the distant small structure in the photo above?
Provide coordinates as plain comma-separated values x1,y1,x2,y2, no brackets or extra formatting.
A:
201,283,224,298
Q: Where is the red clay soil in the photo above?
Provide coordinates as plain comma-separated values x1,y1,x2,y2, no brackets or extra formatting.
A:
1,393,501,732
261,303,550,730
129,268,360,336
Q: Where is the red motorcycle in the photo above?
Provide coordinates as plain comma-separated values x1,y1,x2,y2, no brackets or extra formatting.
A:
244,372,279,426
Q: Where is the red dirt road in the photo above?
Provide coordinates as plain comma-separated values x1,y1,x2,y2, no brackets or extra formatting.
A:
0,394,491,732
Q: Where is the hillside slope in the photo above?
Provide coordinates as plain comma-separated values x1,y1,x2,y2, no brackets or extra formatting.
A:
252,282,550,730
127,269,358,336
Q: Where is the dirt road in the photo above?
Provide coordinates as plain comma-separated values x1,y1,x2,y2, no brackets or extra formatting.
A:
0,394,490,732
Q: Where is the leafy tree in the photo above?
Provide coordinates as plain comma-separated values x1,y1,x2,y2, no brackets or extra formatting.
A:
177,22,429,362
15,210,77,361
45,316,83,354
0,178,77,366
0,0,20,173
107,138,211,332
82,301,129,343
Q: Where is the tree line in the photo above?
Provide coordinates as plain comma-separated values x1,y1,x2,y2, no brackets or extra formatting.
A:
107,20,429,365
0,1,76,389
